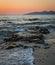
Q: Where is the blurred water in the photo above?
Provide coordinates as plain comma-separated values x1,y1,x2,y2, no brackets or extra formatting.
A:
0,14,55,65
0,14,55,37
0,48,34,65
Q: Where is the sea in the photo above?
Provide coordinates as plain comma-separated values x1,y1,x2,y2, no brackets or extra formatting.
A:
0,14,55,65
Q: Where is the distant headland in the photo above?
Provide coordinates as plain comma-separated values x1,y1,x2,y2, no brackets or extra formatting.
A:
25,11,55,15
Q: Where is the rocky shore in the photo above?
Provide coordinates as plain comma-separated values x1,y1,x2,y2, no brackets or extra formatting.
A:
0,26,54,65
0,26,50,50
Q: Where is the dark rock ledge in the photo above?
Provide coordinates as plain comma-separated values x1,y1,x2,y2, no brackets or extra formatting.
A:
1,26,50,50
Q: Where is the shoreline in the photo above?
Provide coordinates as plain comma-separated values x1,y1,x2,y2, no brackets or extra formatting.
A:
34,43,55,65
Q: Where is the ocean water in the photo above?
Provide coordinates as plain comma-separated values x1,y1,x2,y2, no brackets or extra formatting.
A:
0,48,34,65
0,15,55,38
0,14,55,65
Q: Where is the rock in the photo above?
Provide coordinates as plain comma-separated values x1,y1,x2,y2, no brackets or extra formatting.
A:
28,34,44,42
8,22,12,23
44,43,50,49
5,44,24,49
23,46,29,49
18,44,24,47
39,27,50,34
35,26,40,29
18,32,44,42
5,45,16,49
23,18,39,21
22,34,44,42
4,33,23,42
27,27,50,34
3,32,45,44
28,18,39,21
44,43,49,46
33,46,40,48
27,27,40,33
23,63,31,65
44,46,50,49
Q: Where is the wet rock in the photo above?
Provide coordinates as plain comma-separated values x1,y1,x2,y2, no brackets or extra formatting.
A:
28,18,39,21
23,63,31,65
35,26,40,29
5,44,30,49
39,27,50,34
44,43,49,46
18,44,24,47
4,33,23,42
23,46,29,49
28,34,44,42
5,44,24,49
33,46,40,48
5,45,16,49
44,46,50,49
27,27,40,34
44,43,50,49
0,19,7,21
23,18,39,21
8,22,12,23
27,27,50,34
4,33,44,44
3,32,45,44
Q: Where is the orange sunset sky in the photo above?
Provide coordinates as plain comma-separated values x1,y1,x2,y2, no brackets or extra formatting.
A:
0,0,55,14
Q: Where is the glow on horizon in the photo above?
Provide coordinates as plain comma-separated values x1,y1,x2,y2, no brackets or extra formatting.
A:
0,0,55,14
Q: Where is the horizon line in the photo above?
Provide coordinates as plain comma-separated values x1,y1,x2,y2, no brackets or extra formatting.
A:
0,10,55,15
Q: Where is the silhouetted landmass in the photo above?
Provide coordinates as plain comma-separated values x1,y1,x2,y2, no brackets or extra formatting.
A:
25,11,55,15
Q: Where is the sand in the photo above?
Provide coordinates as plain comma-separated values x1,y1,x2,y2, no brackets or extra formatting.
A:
34,43,55,65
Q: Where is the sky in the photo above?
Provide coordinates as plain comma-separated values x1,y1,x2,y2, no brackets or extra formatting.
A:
0,0,55,14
